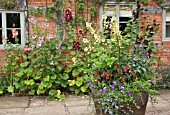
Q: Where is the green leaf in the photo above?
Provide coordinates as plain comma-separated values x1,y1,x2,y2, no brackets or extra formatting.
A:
15,71,24,77
57,66,62,71
62,73,69,80
51,75,57,79
56,93,65,100
7,86,14,93
72,69,79,77
56,90,61,96
70,51,76,55
65,66,72,73
37,89,45,95
80,86,86,92
0,89,3,94
29,90,35,95
75,89,80,94
44,76,50,81
20,62,29,68
47,95,55,101
68,80,75,86
41,81,48,87
69,86,75,91
76,80,83,87
55,80,61,84
61,81,67,87
14,82,20,89
49,89,55,96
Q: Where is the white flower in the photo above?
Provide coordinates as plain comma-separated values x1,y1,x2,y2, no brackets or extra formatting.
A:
84,47,88,52
83,38,89,43
72,57,77,64
102,15,107,21
94,34,98,40
86,22,92,28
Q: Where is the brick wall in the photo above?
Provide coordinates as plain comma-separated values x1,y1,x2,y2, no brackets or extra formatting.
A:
0,0,169,70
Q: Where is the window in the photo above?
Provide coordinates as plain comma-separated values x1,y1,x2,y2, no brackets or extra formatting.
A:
0,11,25,48
100,2,136,32
163,10,170,40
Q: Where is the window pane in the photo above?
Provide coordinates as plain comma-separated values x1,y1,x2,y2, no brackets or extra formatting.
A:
119,17,131,32
120,5,132,17
119,17,131,22
103,5,116,16
0,30,2,44
7,29,21,44
0,13,2,28
6,13,20,28
166,24,170,38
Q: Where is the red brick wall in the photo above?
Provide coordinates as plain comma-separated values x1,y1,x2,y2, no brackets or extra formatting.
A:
0,0,169,68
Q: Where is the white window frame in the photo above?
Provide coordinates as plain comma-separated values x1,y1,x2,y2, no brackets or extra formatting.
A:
0,10,25,49
162,9,170,41
100,2,136,30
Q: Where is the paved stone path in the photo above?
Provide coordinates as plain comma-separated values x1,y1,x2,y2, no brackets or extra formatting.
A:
0,90,169,115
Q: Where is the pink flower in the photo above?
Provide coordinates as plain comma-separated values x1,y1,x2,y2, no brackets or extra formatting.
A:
46,34,53,41
50,61,54,65
32,34,37,39
56,46,60,49
11,28,18,38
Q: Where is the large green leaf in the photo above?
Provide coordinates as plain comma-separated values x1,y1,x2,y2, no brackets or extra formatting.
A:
69,86,75,91
20,62,29,68
7,86,14,93
37,89,45,95
44,76,50,81
49,89,55,96
75,89,80,94
62,73,69,80
0,89,3,94
72,68,83,77
76,78,83,87
47,95,55,101
65,66,72,73
57,66,62,71
29,90,35,95
68,80,75,86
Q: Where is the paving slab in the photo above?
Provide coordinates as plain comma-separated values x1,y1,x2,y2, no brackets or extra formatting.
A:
0,108,23,115
67,106,95,115
64,94,91,107
158,90,170,102
29,96,46,107
45,98,65,106
0,96,29,109
24,105,66,115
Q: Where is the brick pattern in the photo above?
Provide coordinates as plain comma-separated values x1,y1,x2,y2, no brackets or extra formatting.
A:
0,0,169,70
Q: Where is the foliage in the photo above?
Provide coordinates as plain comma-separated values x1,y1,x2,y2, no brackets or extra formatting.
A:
0,0,16,9
0,17,69,100
28,0,63,19
2,35,27,96
156,64,170,88
66,2,161,115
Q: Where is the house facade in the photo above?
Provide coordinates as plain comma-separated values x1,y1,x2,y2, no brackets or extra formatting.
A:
0,0,170,66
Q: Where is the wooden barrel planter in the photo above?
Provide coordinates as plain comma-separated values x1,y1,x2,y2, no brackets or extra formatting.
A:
93,92,149,115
